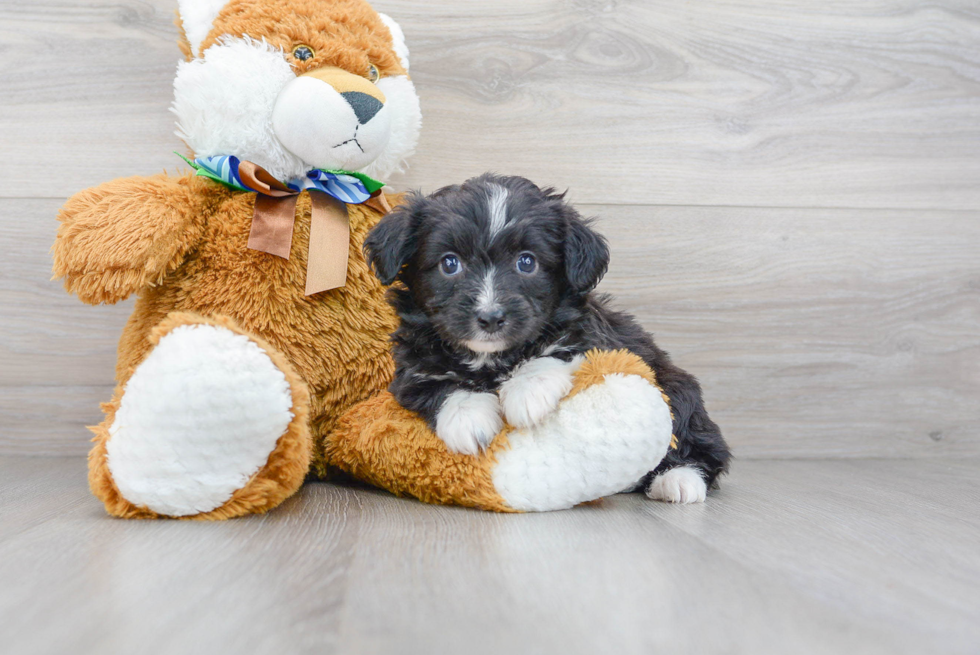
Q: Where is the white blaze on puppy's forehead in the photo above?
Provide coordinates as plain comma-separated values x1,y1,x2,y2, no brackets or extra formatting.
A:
486,184,509,240
178,0,229,57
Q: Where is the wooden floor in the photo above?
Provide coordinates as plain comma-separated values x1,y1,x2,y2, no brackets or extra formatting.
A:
1,456,977,655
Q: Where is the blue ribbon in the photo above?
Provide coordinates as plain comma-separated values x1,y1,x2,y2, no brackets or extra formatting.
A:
188,155,375,204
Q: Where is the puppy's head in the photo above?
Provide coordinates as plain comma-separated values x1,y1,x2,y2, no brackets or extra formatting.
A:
364,174,609,354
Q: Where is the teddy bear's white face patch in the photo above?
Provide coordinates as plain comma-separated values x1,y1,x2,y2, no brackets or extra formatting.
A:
271,72,393,173
173,37,307,181
172,33,421,183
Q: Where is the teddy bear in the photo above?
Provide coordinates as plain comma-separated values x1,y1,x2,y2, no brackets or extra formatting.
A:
52,0,674,519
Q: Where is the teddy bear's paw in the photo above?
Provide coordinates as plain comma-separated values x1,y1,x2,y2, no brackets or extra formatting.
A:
435,390,502,455
499,356,584,429
645,466,707,504
105,323,296,517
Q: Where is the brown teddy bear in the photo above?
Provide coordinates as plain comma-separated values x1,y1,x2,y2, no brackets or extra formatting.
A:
53,0,673,519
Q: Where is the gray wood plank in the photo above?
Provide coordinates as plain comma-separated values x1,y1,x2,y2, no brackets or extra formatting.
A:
597,204,980,459
0,455,92,542
0,456,977,655
641,458,980,654
5,198,978,458
2,1,980,208
0,199,133,391
0,386,113,456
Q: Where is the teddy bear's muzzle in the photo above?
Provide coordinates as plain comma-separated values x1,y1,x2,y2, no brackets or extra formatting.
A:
271,66,392,173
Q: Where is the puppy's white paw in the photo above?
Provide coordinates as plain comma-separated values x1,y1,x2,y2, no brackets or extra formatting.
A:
435,390,503,455
499,356,583,429
645,466,707,504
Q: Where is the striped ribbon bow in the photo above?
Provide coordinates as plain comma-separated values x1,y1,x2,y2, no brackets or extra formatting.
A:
179,155,389,295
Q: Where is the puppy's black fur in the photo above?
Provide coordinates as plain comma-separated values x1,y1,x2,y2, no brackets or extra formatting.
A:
364,174,731,491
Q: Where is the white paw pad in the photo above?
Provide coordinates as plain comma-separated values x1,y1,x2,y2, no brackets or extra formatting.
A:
645,466,708,504
106,324,294,517
499,356,583,428
435,390,502,455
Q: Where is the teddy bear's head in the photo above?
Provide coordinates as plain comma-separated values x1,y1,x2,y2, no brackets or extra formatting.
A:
173,0,421,183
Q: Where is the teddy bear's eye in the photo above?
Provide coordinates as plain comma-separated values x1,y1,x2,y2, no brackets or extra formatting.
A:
367,64,380,83
292,44,315,61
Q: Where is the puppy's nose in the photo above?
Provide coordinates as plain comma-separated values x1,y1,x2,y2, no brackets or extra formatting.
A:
341,91,383,124
476,308,507,334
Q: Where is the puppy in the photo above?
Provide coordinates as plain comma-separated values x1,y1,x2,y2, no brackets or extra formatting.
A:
363,174,731,503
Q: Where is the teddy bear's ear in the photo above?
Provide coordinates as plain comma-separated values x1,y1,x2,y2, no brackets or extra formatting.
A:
178,0,229,58
377,13,410,72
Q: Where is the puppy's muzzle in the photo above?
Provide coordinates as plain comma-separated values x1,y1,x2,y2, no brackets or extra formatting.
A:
476,307,507,334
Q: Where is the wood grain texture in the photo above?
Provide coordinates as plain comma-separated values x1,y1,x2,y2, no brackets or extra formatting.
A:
0,457,977,655
5,197,977,458
1,199,133,389
0,386,113,456
1,1,979,207
595,204,980,459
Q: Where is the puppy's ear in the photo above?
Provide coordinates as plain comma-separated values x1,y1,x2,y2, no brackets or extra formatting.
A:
363,194,423,285
561,203,610,294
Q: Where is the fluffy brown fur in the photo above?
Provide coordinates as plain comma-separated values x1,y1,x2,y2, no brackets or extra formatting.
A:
54,174,401,485
53,0,416,519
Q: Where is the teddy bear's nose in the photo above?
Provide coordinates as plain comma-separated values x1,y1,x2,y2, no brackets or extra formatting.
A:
342,91,384,125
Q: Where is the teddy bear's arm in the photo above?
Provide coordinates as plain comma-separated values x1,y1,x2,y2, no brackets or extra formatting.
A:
53,173,210,305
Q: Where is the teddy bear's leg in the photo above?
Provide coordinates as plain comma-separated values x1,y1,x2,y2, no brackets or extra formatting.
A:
88,313,311,519
327,350,673,512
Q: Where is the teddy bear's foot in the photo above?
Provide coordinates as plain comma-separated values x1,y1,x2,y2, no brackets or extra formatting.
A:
491,352,674,511
89,313,311,519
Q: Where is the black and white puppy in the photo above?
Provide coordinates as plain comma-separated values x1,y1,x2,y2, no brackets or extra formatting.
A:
363,174,731,503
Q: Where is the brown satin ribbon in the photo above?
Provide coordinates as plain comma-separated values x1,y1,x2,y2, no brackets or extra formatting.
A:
242,162,299,259
240,161,384,296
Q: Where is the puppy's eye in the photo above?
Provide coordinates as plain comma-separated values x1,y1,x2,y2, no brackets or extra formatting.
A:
367,63,381,83
440,254,462,276
516,252,537,274
292,44,315,61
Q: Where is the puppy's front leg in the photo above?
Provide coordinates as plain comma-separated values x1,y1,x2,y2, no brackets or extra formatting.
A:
390,376,502,455
435,389,503,455
499,356,584,429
